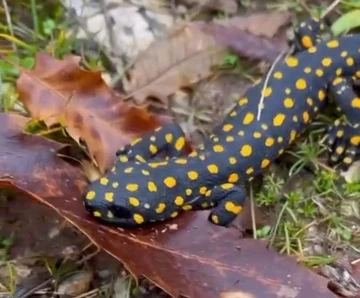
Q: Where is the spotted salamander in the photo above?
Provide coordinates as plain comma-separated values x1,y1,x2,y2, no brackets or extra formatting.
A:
83,18,360,227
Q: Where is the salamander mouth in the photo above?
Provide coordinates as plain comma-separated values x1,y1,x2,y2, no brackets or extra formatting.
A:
83,199,136,226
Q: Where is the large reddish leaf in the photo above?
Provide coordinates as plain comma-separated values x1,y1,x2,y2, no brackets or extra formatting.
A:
12,53,173,174
0,113,338,298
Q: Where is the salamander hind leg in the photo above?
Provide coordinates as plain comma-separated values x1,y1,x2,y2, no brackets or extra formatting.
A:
197,183,247,226
326,77,360,168
291,17,328,53
116,123,188,163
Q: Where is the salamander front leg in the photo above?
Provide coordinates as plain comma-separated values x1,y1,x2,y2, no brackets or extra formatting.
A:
116,123,188,163
194,183,247,226
326,76,360,168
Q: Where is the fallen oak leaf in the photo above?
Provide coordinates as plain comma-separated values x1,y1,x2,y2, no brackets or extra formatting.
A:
123,13,291,105
0,112,338,298
9,53,175,174
122,21,228,104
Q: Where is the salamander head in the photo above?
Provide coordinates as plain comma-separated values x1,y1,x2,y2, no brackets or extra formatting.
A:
82,170,157,227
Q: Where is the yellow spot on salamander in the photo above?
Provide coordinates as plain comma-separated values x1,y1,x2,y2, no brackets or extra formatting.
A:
301,35,313,48
346,57,354,66
148,181,157,192
126,184,138,191
295,78,307,90
273,113,286,126
226,136,234,142
207,164,219,174
165,133,173,143
142,169,150,175
174,196,184,206
344,157,353,164
107,211,114,218
86,191,96,200
274,71,283,79
186,189,192,196
321,57,332,67
304,67,312,73
124,167,133,173
164,177,177,188
175,158,187,164
238,97,248,105
316,69,324,77
332,77,343,85
336,146,344,155
221,183,233,190
133,213,144,224
199,187,207,194
308,46,317,53
119,155,128,163
211,215,219,224
327,40,339,48
318,90,326,101
336,130,344,138
246,167,254,174
290,130,297,143
149,144,157,154
155,203,166,213
170,212,179,218
112,182,119,188
253,132,261,138
285,56,298,67
188,171,199,180
105,192,114,202
93,211,101,217
225,202,242,214
284,98,294,108
182,205,192,211
213,145,224,152
228,173,239,183
303,111,310,123
229,157,237,164
265,137,275,147
261,159,270,168
351,98,360,108
175,137,185,151
230,110,237,117
223,124,233,132
262,87,272,97
240,144,252,157
129,197,140,206
243,112,254,125
100,177,109,185
136,155,146,163
350,136,360,145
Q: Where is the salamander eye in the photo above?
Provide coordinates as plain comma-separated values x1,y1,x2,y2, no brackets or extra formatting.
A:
110,205,132,219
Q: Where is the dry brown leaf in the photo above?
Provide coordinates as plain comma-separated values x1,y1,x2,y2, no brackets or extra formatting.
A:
13,53,173,174
123,21,227,104
216,10,293,38
181,0,238,14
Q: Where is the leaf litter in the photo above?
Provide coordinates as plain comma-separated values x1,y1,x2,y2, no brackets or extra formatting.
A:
0,3,353,298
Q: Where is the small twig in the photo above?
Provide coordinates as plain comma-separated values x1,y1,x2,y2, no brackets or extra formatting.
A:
249,184,257,239
321,0,342,18
1,0,16,52
256,49,288,121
